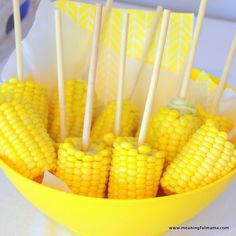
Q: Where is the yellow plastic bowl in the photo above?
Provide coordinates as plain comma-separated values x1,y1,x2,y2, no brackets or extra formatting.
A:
0,159,235,236
0,70,236,236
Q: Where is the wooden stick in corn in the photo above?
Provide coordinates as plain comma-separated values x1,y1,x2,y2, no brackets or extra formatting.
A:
49,10,95,142
129,6,163,98
54,5,111,197
92,9,166,140
82,4,103,151
211,34,236,114
55,6,113,197
101,0,113,28
91,13,138,140
108,10,170,200
49,8,100,142
197,34,236,132
179,0,208,99
115,12,129,137
0,1,49,126
146,1,208,166
0,93,56,180
55,9,67,142
138,10,171,145
12,0,24,82
161,120,236,195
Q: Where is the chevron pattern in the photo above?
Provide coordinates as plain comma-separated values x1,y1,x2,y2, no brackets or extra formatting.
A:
55,0,193,72
195,71,217,91
101,9,123,51
191,71,217,107
96,45,119,104
55,0,79,19
148,13,193,72
126,10,151,60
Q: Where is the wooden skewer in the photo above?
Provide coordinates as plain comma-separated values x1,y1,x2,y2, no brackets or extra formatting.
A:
179,0,208,99
138,10,171,145
101,0,114,28
81,0,113,81
82,4,103,151
115,12,129,137
210,34,236,114
12,0,24,82
228,126,236,141
55,9,67,142
129,6,163,98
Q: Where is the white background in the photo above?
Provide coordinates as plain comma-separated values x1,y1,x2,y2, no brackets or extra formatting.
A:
0,0,236,235
117,0,236,21
77,0,236,21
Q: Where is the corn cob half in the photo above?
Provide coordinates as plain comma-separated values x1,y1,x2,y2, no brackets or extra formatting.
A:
146,107,202,165
48,80,97,143
0,78,48,126
197,105,233,132
108,137,165,199
55,137,112,197
161,120,236,195
0,93,56,180
91,100,139,140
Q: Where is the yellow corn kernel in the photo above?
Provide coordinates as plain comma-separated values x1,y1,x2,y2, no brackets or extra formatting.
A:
0,94,56,180
197,106,233,132
146,107,202,165
55,137,112,198
48,80,97,142
161,121,236,195
91,100,139,140
0,78,48,126
108,137,165,199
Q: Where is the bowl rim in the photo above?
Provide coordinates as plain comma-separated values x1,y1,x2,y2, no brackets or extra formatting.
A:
1,158,235,203
191,68,236,94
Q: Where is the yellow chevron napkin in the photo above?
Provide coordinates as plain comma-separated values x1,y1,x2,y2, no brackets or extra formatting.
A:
55,0,193,72
55,0,194,107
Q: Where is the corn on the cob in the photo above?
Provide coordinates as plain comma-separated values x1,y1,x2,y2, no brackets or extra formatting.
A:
0,78,48,126
108,137,165,199
146,107,202,165
48,80,97,143
161,120,236,195
91,100,139,140
55,137,112,197
197,105,233,132
0,93,56,180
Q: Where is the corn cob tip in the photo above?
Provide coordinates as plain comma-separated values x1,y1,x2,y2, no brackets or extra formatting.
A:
196,106,233,132
146,106,202,165
161,121,236,195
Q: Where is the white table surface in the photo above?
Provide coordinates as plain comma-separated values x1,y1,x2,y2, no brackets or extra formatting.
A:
0,11,236,236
